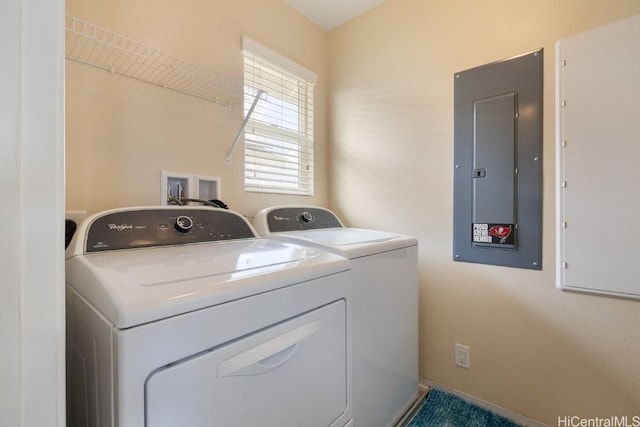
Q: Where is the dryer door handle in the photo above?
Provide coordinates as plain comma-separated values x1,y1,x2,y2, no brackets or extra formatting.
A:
218,320,321,378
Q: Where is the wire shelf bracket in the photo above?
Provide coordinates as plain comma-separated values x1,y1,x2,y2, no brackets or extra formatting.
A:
226,89,264,164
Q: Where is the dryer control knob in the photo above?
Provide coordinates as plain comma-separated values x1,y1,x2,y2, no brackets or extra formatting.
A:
175,215,194,232
300,211,313,223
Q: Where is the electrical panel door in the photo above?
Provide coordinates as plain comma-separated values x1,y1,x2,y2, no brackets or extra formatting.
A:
453,50,543,270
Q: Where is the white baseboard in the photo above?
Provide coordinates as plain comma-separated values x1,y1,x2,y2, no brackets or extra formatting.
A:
420,378,550,427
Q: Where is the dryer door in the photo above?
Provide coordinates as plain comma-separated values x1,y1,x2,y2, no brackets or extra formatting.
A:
145,299,347,427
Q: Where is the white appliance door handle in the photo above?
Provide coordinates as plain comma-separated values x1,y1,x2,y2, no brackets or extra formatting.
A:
218,320,320,378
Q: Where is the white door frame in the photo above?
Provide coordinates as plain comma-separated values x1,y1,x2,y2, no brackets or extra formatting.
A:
0,0,66,425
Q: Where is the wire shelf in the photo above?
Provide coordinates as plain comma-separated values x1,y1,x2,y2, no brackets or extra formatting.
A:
65,14,242,107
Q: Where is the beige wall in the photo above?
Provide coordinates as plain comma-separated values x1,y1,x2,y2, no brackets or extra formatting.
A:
65,0,328,217
328,0,640,424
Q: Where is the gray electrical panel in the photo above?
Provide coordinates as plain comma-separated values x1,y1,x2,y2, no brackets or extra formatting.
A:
453,49,543,270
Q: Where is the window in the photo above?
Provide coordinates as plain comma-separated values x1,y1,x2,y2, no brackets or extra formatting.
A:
242,37,317,196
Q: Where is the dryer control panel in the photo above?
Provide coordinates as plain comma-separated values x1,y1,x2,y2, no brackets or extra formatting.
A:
263,207,342,232
84,208,256,253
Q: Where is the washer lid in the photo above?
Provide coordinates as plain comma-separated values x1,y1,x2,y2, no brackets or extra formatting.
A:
274,228,417,259
65,238,349,329
253,205,417,258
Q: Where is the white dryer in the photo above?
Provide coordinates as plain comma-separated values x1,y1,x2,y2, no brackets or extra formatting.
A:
65,206,353,427
254,206,419,427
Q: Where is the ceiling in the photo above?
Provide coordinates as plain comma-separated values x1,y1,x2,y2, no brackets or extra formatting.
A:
283,0,387,31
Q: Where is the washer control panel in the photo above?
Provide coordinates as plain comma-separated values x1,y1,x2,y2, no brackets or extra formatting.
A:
85,208,256,253
265,207,342,232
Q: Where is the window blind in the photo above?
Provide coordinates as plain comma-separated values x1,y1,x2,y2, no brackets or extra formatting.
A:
243,37,317,196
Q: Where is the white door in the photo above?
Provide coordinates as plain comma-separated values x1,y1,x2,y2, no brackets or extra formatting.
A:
0,0,65,426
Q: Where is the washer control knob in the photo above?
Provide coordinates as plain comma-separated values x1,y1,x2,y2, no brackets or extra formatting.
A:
175,215,193,232
301,211,313,223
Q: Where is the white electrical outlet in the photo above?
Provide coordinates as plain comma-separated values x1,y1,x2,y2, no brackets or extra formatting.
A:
455,343,471,369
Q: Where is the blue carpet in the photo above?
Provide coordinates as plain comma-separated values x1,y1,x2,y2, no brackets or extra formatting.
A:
407,389,521,427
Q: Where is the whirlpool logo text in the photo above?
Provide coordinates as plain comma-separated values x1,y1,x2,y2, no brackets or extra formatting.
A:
108,223,133,232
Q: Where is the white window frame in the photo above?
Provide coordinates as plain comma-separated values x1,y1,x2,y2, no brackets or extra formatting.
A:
242,36,317,196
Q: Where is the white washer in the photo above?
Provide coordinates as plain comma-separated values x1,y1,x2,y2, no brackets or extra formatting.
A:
254,206,419,427
65,206,353,427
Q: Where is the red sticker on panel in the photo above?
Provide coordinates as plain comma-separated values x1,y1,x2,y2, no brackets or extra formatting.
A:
472,223,515,245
